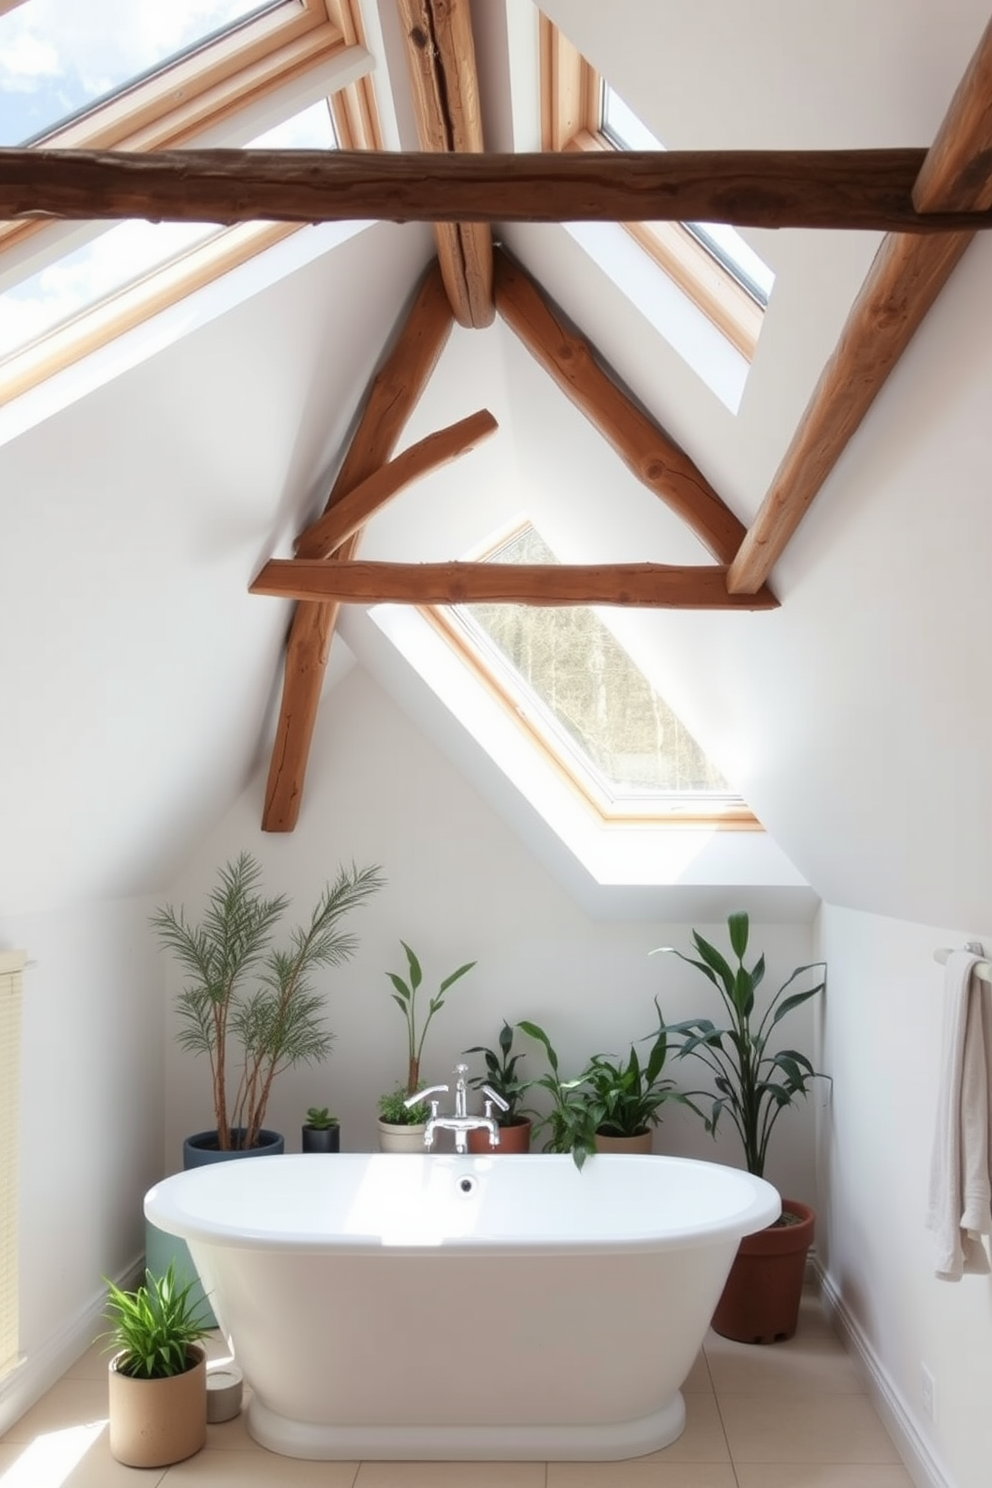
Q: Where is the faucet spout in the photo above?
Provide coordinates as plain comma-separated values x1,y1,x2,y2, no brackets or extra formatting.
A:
414,1066,506,1151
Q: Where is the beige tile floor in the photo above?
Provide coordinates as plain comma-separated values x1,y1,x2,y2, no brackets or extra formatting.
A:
0,1295,914,1488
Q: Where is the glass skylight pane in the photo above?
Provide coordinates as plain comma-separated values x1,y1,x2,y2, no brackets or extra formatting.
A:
0,0,280,145
0,99,335,361
601,84,774,307
462,528,732,799
0,222,219,358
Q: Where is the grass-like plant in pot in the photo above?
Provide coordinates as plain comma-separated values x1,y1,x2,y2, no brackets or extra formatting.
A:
102,1262,212,1467
652,910,827,1342
153,851,384,1153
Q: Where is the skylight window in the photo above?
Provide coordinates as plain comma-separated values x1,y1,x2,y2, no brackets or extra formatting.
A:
440,525,752,824
599,85,774,311
539,15,774,405
0,0,280,145
0,99,336,364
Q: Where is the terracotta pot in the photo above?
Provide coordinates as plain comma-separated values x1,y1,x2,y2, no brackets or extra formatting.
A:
710,1197,815,1344
108,1345,207,1468
594,1130,654,1154
467,1118,532,1154
377,1120,428,1153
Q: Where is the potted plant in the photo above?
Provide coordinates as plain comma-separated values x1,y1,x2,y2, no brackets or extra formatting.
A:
516,1020,597,1167
653,910,827,1343
152,850,384,1157
519,1018,682,1163
580,1022,684,1154
463,1019,533,1153
378,940,476,1151
377,1085,432,1151
102,1262,211,1468
302,1106,340,1153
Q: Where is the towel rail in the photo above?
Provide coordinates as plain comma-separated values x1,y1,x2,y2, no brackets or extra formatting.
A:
934,945,992,984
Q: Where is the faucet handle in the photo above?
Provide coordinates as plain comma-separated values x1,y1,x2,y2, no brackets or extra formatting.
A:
454,1062,469,1080
481,1083,509,1113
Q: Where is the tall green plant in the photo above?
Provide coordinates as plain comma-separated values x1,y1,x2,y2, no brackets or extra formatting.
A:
153,851,384,1150
102,1263,211,1379
516,1020,595,1166
386,941,476,1095
652,911,826,1178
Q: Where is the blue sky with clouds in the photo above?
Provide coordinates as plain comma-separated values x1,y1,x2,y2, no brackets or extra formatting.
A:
0,0,266,143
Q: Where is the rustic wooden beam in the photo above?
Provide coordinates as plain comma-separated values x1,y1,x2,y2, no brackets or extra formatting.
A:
262,259,453,832
494,249,748,566
251,559,779,610
294,407,498,558
7,146,992,231
727,15,992,594
396,0,494,328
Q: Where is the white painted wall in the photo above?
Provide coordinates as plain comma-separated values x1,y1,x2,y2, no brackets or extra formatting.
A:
818,904,992,1488
161,665,820,1208
0,897,163,1432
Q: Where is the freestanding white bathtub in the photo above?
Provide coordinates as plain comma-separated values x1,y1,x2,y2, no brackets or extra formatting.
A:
145,1152,779,1461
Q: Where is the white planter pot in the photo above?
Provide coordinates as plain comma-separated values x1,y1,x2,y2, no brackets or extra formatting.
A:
377,1120,428,1153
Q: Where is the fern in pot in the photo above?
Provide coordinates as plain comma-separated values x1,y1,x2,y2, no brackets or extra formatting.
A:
153,850,384,1156
653,910,827,1343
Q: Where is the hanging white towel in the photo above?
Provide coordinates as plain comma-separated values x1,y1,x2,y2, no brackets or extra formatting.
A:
926,950,992,1280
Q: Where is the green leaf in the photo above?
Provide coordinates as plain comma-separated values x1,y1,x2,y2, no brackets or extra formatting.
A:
439,961,476,994
727,911,749,961
400,940,423,992
691,933,735,995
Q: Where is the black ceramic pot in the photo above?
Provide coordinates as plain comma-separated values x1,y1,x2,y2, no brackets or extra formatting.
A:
301,1124,340,1153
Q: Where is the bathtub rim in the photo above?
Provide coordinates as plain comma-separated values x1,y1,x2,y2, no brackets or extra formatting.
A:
144,1151,781,1257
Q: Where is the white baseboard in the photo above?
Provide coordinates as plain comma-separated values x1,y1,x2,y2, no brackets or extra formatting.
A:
816,1263,954,1488
0,1251,144,1439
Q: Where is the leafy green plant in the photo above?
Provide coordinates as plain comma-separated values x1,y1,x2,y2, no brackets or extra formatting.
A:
102,1263,211,1380
152,851,385,1151
516,1020,596,1167
652,910,826,1178
378,1085,430,1125
304,1106,337,1129
386,941,476,1096
463,1020,530,1124
580,1022,684,1138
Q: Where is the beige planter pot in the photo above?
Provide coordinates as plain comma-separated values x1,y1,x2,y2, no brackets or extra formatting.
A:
108,1345,207,1468
594,1131,654,1154
377,1120,428,1153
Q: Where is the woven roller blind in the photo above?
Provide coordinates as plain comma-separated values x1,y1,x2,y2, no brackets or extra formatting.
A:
0,951,25,1380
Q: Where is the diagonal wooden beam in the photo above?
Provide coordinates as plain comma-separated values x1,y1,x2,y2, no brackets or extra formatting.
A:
262,259,453,832
494,248,750,567
294,408,498,559
251,559,779,610
8,146,992,231
728,15,992,594
395,0,494,328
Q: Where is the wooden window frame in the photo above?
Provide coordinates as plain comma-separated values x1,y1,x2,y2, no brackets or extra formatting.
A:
0,0,381,257
0,0,381,405
539,15,763,361
420,519,758,830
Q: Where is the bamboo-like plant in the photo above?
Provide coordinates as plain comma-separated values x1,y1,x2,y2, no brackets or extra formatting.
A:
102,1263,211,1379
652,911,826,1179
153,851,384,1151
385,940,476,1096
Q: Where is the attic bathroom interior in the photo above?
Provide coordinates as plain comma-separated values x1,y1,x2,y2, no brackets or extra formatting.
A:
1,0,992,1484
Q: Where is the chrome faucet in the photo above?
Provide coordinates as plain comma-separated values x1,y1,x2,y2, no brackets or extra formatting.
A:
404,1062,509,1152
